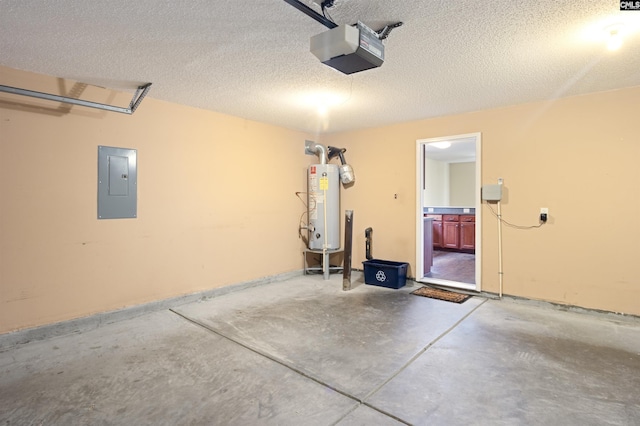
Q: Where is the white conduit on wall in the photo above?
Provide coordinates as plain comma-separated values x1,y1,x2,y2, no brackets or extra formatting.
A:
497,200,504,299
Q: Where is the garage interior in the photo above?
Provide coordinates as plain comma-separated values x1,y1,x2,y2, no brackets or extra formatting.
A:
1,1,640,424
3,275,639,425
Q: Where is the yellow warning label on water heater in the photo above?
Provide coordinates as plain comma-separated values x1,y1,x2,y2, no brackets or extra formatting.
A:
319,177,328,190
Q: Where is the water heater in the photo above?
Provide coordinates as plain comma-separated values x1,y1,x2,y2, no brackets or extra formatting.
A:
308,163,340,250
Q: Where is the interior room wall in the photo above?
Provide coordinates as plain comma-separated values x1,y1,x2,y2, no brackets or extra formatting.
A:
449,161,475,206
322,85,640,316
0,66,311,334
423,157,448,207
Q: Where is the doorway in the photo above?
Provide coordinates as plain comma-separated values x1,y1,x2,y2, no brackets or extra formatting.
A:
415,133,481,292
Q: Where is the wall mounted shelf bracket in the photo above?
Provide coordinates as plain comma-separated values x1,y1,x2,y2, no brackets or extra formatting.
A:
0,82,152,115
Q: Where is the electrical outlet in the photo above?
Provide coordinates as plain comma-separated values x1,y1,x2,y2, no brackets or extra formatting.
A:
540,207,548,223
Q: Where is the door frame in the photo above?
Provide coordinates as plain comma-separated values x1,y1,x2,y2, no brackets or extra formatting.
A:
415,132,482,292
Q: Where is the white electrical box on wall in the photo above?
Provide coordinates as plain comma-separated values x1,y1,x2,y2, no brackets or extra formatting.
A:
482,184,502,201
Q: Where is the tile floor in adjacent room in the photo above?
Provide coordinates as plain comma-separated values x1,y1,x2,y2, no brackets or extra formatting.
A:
426,250,476,284
1,273,639,425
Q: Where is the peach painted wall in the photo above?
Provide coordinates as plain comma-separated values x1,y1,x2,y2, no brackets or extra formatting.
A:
322,85,640,316
0,66,312,333
2,65,639,335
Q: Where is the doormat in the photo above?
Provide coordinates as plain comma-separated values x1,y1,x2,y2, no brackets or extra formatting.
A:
411,287,471,303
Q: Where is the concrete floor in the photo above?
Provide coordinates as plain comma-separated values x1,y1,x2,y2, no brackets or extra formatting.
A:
1,273,639,425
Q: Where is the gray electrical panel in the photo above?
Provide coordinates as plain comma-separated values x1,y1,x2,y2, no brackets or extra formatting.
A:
481,184,502,201
98,146,137,219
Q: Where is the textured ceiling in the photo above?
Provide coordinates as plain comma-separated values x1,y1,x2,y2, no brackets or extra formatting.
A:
1,1,639,133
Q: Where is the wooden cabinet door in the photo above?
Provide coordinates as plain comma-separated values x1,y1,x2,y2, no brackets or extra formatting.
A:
442,221,459,249
460,222,475,250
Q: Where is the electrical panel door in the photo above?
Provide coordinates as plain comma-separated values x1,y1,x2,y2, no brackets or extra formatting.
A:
98,146,137,219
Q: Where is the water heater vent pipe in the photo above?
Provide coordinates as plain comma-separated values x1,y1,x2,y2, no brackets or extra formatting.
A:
305,140,327,164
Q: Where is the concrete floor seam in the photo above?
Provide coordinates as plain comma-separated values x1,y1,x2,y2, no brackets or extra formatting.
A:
328,404,361,426
361,297,488,402
170,296,485,426
174,305,414,426
358,403,413,426
169,308,363,404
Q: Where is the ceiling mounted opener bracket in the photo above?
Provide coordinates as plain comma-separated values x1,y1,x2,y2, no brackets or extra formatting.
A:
0,82,152,115
283,0,337,29
376,22,403,40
